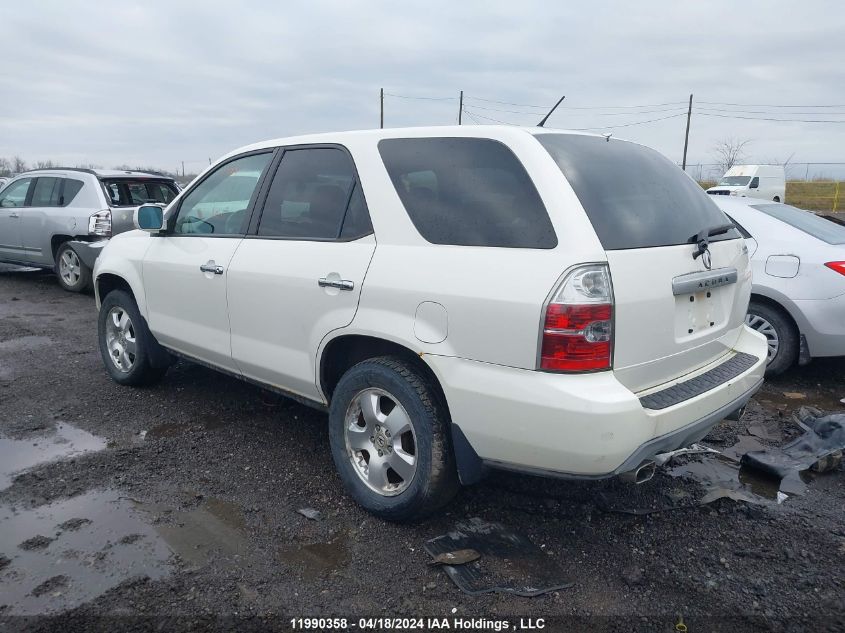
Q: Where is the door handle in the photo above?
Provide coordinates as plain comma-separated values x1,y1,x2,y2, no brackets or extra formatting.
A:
318,277,354,291
200,262,224,275
8,212,19,218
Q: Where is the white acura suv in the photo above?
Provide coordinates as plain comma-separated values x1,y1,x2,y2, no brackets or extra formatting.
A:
93,127,767,521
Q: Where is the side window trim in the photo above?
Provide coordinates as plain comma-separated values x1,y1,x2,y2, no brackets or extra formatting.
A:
165,148,278,237
245,142,374,242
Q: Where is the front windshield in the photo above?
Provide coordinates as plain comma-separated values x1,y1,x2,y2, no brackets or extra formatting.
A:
718,176,751,187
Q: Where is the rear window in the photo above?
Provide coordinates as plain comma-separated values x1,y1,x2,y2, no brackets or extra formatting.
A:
537,134,740,250
101,179,178,207
378,137,556,248
750,203,845,245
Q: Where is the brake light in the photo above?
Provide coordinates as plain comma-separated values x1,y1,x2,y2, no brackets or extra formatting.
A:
88,209,111,236
539,264,613,372
825,261,845,276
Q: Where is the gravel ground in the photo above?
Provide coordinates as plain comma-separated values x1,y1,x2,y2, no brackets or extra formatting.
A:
0,264,844,632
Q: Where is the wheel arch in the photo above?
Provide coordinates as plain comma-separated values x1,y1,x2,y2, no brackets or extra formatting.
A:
749,291,801,335
318,333,485,485
51,235,74,262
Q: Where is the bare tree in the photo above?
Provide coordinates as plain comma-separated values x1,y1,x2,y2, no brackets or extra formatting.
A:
0,157,10,176
711,137,751,174
12,156,27,174
34,159,56,170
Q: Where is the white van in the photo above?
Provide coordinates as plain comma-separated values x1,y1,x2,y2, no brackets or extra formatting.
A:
707,165,785,202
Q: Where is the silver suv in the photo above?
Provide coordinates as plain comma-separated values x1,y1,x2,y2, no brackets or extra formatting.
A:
0,168,178,291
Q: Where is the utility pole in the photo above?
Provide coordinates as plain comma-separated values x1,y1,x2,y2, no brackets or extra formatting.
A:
181,161,185,178
682,93,693,171
458,90,463,125
380,88,384,129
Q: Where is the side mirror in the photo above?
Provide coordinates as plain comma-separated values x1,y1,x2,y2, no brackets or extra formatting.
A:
134,205,164,232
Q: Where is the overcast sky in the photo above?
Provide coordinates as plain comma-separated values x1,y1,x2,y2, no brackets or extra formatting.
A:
2,1,844,176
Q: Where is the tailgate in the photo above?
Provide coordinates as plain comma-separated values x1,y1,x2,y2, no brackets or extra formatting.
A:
607,238,752,392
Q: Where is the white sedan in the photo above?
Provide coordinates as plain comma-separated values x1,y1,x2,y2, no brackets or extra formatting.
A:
715,198,845,374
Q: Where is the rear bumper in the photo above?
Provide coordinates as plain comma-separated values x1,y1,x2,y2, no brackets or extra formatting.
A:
426,324,767,479
67,240,108,270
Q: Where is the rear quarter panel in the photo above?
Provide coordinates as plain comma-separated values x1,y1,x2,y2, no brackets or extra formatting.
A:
339,129,606,370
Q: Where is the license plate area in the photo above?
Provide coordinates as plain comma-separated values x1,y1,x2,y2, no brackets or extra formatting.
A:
672,268,737,341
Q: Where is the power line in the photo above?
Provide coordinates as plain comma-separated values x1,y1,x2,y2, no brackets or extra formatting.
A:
464,96,550,109
571,112,688,130
696,105,845,116
383,92,457,101
461,109,520,125
696,111,845,123
698,100,845,108
466,103,688,117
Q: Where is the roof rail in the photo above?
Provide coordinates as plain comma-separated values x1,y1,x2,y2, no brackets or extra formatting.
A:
23,167,98,175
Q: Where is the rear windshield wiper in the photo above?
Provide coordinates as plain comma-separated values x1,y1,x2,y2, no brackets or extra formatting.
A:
689,223,735,261
688,223,735,245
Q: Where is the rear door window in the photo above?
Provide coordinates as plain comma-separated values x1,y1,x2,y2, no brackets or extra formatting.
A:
378,137,556,248
102,179,179,207
256,147,371,240
31,177,62,207
537,134,740,250
750,203,845,245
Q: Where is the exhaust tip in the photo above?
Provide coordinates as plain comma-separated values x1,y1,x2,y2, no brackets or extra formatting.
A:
619,460,656,484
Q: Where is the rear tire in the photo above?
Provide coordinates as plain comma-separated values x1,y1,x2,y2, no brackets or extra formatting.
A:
55,243,91,292
98,290,168,386
773,196,781,202
746,300,797,376
328,356,459,522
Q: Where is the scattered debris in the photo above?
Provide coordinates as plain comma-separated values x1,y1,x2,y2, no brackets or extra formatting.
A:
296,508,322,521
653,443,721,467
0,555,10,571
782,392,807,400
746,421,782,442
425,518,573,597
742,407,845,479
428,549,481,567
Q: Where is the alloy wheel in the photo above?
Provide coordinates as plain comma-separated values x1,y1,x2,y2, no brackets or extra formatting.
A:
104,307,137,372
344,388,417,496
59,249,81,287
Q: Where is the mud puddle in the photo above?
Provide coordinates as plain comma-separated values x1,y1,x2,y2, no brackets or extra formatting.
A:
134,496,249,569
277,533,350,580
0,490,172,615
0,423,106,490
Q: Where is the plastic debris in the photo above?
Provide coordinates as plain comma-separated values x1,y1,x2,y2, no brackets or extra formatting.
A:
425,518,573,596
742,407,845,478
296,508,322,521
428,549,481,566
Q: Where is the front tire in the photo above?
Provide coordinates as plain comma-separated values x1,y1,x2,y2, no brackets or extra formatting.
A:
55,243,91,292
98,290,168,386
745,300,798,376
328,357,459,521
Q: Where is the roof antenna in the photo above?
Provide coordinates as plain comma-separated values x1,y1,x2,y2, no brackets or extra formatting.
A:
602,132,612,142
537,95,565,127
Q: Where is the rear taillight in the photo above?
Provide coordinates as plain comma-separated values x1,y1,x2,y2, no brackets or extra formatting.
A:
825,261,845,276
539,264,613,372
88,209,111,236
